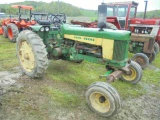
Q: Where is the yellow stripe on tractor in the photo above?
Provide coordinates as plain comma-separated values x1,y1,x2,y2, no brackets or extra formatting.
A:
64,34,114,60
102,39,114,60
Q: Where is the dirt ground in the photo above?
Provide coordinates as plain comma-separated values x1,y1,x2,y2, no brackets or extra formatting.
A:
0,65,160,120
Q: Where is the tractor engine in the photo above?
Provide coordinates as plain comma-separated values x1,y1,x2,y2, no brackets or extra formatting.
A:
75,43,102,58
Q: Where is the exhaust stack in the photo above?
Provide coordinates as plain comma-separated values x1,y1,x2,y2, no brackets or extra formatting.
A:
144,0,148,19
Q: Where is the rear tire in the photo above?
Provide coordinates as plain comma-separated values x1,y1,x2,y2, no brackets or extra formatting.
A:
7,23,19,42
154,42,159,54
120,61,142,84
86,82,121,117
132,53,149,69
2,26,8,38
106,22,117,30
16,30,48,78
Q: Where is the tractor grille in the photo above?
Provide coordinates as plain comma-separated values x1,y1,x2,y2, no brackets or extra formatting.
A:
113,40,128,61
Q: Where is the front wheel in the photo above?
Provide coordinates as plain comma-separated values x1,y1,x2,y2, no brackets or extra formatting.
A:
154,42,159,54
106,22,117,30
86,82,121,117
132,53,149,69
146,51,156,63
16,30,48,78
120,61,142,84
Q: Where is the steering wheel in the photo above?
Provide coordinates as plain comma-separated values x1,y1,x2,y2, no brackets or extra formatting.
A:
51,14,66,27
52,15,61,27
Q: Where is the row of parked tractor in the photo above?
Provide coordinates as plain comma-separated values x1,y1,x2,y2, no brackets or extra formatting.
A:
0,1,159,118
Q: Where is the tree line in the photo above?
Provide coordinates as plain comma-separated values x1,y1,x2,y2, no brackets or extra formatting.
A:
0,1,159,18
137,10,160,18
0,1,83,17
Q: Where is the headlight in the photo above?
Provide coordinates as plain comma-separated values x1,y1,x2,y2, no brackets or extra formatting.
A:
45,27,49,31
40,27,44,31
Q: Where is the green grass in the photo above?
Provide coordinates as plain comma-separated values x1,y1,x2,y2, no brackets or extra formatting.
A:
152,52,160,68
0,35,18,70
47,60,105,86
112,81,146,99
41,87,81,107
142,69,160,86
46,59,147,99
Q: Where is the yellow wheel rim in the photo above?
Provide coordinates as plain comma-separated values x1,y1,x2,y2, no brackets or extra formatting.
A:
90,92,110,113
122,67,137,81
19,40,35,72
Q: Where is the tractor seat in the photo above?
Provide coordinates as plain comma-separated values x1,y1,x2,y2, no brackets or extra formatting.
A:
38,20,51,25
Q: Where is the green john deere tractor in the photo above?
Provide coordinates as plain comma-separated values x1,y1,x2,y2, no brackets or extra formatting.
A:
16,7,142,118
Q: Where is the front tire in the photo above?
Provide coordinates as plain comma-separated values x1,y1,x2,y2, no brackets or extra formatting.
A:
120,61,142,84
16,30,48,78
146,51,156,63
132,53,149,69
154,42,159,54
7,23,19,42
86,82,121,117
106,22,117,30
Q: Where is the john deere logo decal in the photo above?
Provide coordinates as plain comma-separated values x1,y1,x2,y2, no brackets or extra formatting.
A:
84,37,94,41
74,36,81,39
74,36,94,41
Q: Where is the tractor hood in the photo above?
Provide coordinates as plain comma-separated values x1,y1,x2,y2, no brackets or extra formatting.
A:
61,24,131,41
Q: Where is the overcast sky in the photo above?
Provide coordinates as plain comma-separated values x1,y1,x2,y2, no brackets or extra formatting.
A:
0,0,160,12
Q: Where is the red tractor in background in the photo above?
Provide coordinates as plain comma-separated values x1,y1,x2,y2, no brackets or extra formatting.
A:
71,1,160,68
103,1,160,46
1,5,37,42
72,1,160,45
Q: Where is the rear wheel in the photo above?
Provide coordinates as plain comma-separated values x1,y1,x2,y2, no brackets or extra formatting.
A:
86,82,121,117
154,42,159,54
132,53,149,69
106,22,117,30
16,30,48,78
7,23,19,42
2,26,8,38
120,61,142,84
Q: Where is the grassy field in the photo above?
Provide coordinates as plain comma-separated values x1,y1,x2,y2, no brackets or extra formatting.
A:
0,37,19,71
0,35,160,119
